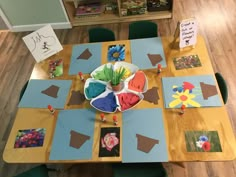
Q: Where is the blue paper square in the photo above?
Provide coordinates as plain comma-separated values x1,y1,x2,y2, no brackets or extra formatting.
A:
49,109,96,160
130,37,166,69
18,79,72,109
122,108,168,162
69,43,102,75
162,75,222,108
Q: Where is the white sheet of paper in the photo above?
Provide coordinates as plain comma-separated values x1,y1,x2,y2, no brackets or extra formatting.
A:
179,18,197,48
22,24,63,63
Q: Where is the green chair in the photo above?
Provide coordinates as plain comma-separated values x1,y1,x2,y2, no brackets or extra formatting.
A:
19,80,29,102
112,163,168,177
215,72,228,104
128,21,158,40
14,165,49,177
89,27,115,43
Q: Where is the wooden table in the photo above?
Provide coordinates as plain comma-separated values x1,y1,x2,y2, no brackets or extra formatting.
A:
3,36,236,163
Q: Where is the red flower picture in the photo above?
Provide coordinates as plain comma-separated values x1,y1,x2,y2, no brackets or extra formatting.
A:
202,141,211,151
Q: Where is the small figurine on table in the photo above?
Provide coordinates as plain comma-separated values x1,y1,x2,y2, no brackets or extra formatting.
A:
157,64,162,74
113,115,118,125
78,72,85,82
48,104,55,115
100,113,106,122
180,105,186,115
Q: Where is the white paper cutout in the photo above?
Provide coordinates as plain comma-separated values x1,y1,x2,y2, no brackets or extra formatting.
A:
22,24,63,63
179,18,197,48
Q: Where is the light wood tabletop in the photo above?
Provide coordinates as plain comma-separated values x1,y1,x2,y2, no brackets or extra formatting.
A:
3,36,236,163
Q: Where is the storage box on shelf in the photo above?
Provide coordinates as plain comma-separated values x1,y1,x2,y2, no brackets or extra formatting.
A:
62,0,173,26
120,0,147,16
147,0,171,12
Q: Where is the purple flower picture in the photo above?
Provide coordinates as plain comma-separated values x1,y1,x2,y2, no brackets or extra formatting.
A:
14,128,46,148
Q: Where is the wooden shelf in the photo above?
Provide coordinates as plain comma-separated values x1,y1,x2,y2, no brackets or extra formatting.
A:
63,0,173,26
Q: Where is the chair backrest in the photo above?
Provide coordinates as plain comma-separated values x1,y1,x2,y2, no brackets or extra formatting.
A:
215,72,228,104
128,21,158,40
112,162,167,177
89,27,115,43
14,165,49,177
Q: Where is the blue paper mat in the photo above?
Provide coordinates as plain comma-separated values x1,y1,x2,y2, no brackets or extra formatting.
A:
18,79,72,109
49,109,96,160
130,37,166,69
162,75,222,108
122,108,168,162
69,43,102,75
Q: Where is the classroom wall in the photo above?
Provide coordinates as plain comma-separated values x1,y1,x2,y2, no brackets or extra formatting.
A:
0,0,70,31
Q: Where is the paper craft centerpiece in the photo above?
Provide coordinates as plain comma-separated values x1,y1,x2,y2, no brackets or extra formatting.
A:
84,62,148,113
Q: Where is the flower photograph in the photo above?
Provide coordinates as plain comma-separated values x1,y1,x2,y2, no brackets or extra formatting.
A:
185,131,222,152
107,44,125,61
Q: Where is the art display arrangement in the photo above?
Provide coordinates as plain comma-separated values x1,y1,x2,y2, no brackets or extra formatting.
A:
15,32,227,164
85,62,148,113
162,75,222,108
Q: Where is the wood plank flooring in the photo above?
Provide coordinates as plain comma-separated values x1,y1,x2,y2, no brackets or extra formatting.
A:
0,0,236,176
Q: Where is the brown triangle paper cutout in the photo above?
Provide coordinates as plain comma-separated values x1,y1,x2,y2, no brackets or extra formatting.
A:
200,82,218,100
143,87,159,104
136,134,159,153
41,85,59,98
77,48,92,60
67,90,85,106
147,54,163,66
70,130,90,149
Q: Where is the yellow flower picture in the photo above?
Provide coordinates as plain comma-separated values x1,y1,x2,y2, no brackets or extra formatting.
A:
169,89,201,108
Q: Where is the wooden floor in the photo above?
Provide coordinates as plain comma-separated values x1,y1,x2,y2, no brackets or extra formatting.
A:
0,0,236,176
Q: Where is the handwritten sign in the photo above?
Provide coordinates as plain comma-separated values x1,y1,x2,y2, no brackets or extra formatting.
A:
179,18,197,48
22,24,63,63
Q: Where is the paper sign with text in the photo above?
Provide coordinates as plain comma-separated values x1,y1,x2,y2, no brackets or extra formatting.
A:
179,18,197,48
22,24,63,63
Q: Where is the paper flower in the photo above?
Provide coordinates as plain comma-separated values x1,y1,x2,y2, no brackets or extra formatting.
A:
182,82,194,92
172,85,183,93
115,67,131,79
108,45,125,61
169,89,201,108
172,82,194,93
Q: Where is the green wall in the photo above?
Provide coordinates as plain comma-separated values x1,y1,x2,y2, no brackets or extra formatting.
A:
0,0,68,26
